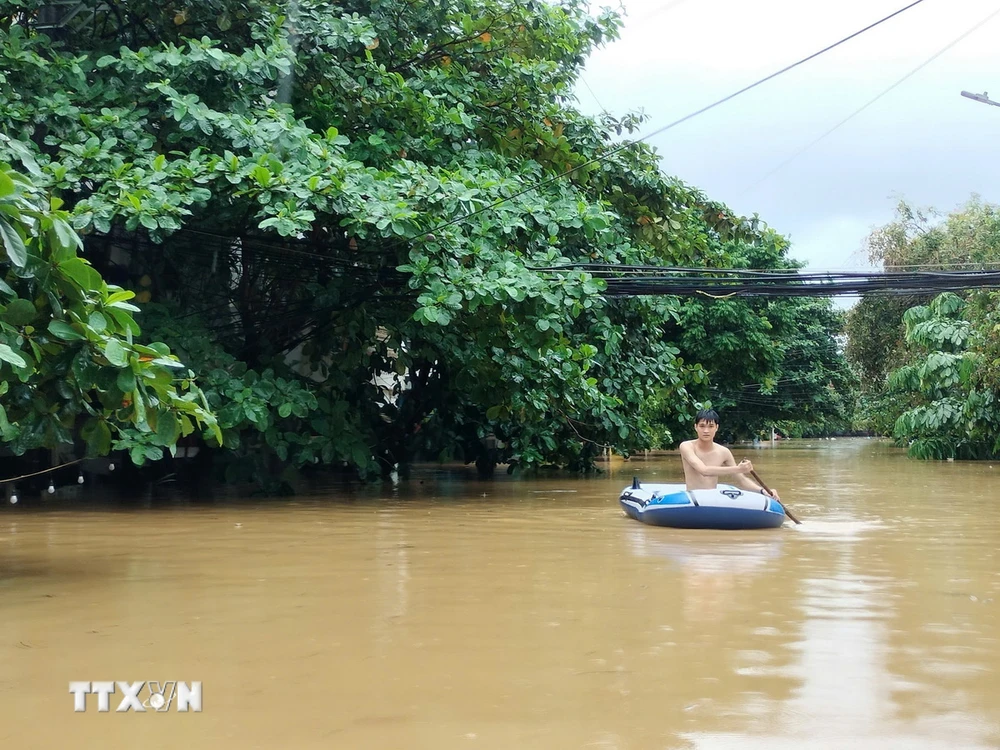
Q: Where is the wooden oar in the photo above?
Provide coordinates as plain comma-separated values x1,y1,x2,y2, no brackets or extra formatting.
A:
749,468,801,525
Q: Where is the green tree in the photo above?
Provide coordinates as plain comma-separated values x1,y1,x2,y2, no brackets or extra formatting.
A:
647,229,856,443
844,295,914,387
888,293,998,459
0,163,219,464
0,1,837,486
846,198,1000,454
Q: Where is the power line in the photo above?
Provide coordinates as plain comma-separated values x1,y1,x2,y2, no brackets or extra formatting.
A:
389,0,930,247
537,264,1000,297
767,261,1000,271
880,260,1000,269
578,75,609,114
738,3,1000,197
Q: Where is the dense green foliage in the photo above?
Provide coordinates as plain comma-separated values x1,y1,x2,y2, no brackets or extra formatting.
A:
1,0,852,489
675,295,855,442
845,198,1000,459
0,163,219,464
888,293,998,459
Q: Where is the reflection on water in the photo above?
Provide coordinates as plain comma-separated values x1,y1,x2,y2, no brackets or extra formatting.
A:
1,438,999,749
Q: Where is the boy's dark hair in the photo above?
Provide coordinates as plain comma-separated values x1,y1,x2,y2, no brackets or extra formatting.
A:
694,408,719,424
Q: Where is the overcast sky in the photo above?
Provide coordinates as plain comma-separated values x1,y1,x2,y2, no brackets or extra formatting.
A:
575,0,1000,278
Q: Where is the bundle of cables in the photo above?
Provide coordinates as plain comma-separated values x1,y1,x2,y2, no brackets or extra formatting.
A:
533,265,1000,299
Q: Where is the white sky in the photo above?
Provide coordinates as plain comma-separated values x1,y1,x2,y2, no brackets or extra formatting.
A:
576,0,1000,278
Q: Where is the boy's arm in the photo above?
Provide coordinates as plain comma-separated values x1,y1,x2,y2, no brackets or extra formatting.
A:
725,451,774,495
681,443,752,477
730,472,767,492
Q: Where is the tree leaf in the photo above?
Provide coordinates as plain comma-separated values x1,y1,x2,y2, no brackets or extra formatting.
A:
84,419,112,455
0,343,27,368
0,171,15,198
88,310,108,333
48,320,86,341
51,218,80,254
117,368,136,393
0,216,27,267
2,298,36,325
351,443,370,468
155,412,180,446
59,257,104,292
105,290,136,305
103,339,129,367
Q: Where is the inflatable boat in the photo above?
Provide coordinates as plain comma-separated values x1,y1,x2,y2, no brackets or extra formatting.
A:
619,479,787,530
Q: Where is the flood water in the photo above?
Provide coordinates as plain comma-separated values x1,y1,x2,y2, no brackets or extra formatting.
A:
2,438,999,749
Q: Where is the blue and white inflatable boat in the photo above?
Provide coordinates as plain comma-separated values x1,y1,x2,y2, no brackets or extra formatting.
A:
619,479,787,530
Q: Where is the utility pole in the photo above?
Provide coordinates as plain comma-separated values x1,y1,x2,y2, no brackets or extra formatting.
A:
961,90,1000,108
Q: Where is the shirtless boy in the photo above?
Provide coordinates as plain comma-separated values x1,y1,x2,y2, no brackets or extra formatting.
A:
679,409,781,501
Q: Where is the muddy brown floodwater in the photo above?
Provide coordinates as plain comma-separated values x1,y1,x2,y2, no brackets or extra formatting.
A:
1,438,999,749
